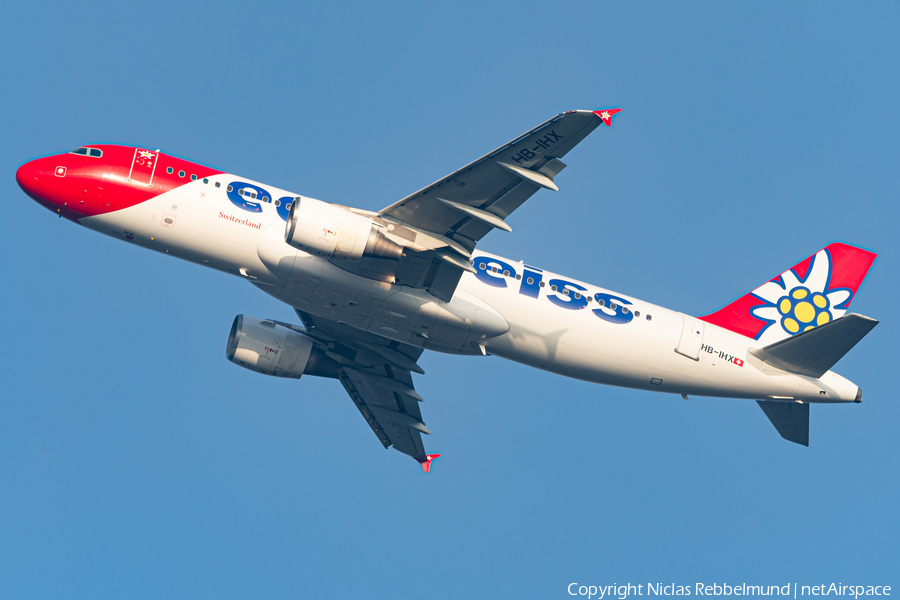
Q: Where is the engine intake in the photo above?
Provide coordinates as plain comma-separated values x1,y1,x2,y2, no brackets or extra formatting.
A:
285,196,402,260
226,315,340,379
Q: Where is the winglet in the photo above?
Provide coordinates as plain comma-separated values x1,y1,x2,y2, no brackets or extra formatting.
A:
417,454,441,473
593,108,622,126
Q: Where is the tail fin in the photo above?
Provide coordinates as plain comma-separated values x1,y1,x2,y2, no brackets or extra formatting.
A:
699,243,876,345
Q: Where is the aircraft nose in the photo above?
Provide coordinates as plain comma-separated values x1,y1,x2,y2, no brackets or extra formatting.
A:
15,159,42,199
16,157,69,216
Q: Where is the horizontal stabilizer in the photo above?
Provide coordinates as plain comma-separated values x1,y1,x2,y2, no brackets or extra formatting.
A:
757,401,809,446
749,314,878,378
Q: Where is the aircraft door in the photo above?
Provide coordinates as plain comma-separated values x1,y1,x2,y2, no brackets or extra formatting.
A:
127,148,159,187
675,315,705,360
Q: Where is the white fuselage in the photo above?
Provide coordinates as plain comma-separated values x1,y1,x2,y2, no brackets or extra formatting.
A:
78,172,860,404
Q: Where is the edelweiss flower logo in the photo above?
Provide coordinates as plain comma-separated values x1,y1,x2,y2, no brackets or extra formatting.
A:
749,249,852,344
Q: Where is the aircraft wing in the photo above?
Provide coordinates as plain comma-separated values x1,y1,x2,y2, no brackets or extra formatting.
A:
333,109,619,302
379,109,616,245
295,310,440,471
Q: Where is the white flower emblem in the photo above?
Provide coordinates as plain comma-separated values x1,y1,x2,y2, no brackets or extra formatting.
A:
749,249,852,344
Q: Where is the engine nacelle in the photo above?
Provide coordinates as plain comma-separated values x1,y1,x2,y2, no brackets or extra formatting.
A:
285,196,402,260
225,315,340,379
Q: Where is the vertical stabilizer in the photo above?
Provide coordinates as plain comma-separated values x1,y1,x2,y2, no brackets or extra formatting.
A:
700,243,876,345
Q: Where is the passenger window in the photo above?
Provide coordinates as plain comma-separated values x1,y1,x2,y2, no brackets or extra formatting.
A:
492,267,498,273
250,192,257,199
634,311,640,317
574,292,581,299
563,289,570,296
550,285,557,291
622,307,629,314
503,270,510,277
598,299,605,306
526,277,534,285
166,167,174,174
539,281,545,287
286,203,292,210
203,178,209,184
274,199,281,207
646,315,652,321
190,174,197,181
178,170,185,178
515,274,521,280
610,302,617,310
480,263,486,270
89,148,102,157
227,185,233,192
262,196,269,203
215,182,221,188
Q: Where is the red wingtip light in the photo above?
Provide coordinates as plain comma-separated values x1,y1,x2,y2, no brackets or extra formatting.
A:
593,108,622,126
418,454,441,473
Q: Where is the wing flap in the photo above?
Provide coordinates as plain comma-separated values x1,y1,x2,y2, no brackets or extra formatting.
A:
749,314,878,378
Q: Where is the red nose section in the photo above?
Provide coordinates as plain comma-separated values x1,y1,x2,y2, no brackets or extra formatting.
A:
16,160,41,200
16,158,65,216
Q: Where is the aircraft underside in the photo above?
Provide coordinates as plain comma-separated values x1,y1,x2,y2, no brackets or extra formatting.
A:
16,108,878,469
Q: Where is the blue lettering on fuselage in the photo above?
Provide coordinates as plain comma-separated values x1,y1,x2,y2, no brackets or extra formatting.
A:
226,184,295,222
227,182,268,213
472,255,635,324
546,278,588,310
474,257,518,288
518,265,543,298
276,196,294,222
592,292,634,324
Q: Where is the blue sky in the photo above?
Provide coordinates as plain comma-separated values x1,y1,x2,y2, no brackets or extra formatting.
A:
1,1,897,598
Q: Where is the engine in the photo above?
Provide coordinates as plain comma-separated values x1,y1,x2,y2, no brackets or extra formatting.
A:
284,196,402,260
225,315,340,379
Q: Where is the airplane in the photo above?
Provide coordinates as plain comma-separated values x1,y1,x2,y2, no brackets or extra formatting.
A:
16,108,879,472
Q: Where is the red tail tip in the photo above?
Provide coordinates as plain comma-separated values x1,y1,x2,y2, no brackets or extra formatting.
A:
593,108,622,126
418,454,441,473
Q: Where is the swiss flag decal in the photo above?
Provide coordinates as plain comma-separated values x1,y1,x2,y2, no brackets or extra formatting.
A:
733,358,744,367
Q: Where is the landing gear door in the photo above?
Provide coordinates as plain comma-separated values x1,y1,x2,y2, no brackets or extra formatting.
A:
127,148,158,187
675,315,705,360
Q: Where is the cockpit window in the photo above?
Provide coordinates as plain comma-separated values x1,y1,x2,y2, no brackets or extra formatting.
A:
70,147,102,158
